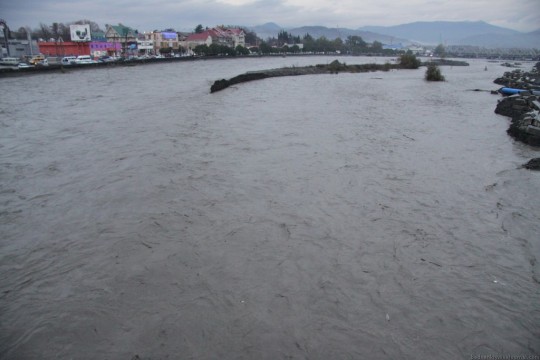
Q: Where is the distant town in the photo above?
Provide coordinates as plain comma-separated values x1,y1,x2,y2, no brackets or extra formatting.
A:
1,18,539,67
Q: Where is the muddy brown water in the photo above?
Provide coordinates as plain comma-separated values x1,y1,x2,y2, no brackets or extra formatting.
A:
1,57,539,359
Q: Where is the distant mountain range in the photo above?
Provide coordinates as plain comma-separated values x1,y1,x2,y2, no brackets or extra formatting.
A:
250,22,408,45
359,21,540,48
249,21,540,49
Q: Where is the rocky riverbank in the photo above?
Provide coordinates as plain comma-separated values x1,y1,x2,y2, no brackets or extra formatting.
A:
494,62,540,169
494,62,540,90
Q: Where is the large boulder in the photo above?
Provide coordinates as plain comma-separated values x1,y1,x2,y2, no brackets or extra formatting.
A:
523,158,540,170
495,89,540,146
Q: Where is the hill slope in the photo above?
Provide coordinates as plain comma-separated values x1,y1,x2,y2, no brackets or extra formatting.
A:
358,21,534,47
249,21,539,49
249,24,408,45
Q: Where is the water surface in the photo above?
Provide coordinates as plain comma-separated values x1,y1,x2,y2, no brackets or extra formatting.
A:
1,57,539,359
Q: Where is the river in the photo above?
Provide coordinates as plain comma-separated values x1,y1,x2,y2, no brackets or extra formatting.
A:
1,56,539,359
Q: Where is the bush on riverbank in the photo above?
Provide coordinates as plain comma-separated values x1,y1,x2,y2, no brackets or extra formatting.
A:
399,52,421,69
425,63,445,81
328,59,347,73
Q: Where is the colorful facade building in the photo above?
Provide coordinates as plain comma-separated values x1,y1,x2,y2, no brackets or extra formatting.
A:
105,24,138,57
142,31,180,54
183,32,212,52
38,41,90,57
182,27,245,54
216,27,245,48
90,41,121,57
37,40,121,58
137,35,154,56
38,29,124,58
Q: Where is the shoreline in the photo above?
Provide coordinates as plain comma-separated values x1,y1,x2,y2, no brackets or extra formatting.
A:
0,55,209,77
209,59,469,93
493,62,540,169
210,61,397,93
0,54,467,78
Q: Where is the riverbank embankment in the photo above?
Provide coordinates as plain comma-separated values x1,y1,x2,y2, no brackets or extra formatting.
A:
0,56,205,77
494,62,540,168
210,59,469,93
0,54,469,79
210,61,393,92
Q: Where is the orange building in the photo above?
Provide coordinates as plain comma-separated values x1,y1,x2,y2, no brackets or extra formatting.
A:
38,41,91,57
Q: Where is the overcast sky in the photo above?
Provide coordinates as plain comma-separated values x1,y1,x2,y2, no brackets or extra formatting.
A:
3,0,540,33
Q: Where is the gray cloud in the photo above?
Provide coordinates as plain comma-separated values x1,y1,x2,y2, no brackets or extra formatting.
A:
2,0,539,33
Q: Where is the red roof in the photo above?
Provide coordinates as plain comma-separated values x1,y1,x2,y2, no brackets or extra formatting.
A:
185,28,244,42
185,31,211,41
227,28,244,35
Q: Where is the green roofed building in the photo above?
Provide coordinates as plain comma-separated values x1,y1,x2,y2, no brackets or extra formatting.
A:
91,31,107,42
105,24,139,56
105,24,138,43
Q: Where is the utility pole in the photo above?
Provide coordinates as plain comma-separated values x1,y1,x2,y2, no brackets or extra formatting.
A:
26,26,34,57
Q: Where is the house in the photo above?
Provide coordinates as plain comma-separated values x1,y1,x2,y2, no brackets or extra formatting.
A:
106,24,138,42
143,30,180,54
211,27,245,48
105,24,138,56
210,27,234,47
182,27,246,54
224,28,245,48
183,31,213,53
137,34,154,56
